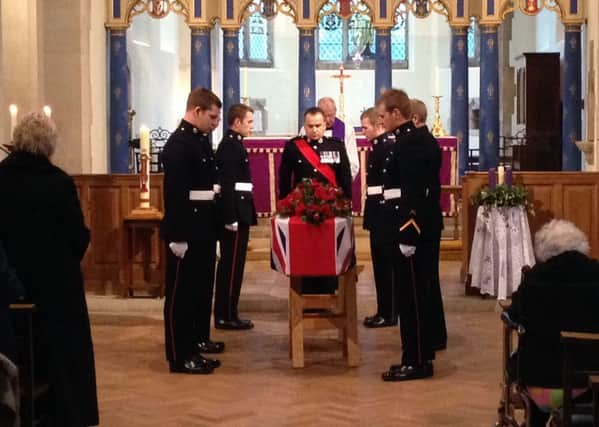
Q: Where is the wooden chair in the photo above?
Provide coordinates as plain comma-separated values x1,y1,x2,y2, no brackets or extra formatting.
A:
288,265,363,368
9,303,49,427
550,332,599,427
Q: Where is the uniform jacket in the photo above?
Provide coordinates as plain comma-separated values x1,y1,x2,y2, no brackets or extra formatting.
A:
215,130,257,226
383,121,443,245
363,133,394,233
160,120,218,243
0,151,98,426
278,136,352,200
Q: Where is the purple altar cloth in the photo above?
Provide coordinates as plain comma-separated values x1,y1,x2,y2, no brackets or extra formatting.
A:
243,135,458,217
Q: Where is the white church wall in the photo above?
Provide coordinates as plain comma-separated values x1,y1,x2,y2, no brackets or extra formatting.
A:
392,13,451,135
244,15,299,135
128,13,190,139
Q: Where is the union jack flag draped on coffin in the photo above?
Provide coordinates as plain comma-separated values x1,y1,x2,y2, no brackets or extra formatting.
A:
271,216,355,276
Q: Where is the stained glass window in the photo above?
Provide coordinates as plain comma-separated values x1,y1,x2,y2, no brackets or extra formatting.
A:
239,13,273,67
467,17,480,66
317,4,408,69
391,4,408,68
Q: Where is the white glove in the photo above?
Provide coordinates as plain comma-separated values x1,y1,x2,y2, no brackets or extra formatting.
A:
169,242,188,258
224,222,239,232
399,244,416,258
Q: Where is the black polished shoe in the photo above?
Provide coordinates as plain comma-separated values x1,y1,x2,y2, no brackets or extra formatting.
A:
169,355,215,374
390,360,434,374
215,318,254,330
382,363,434,382
363,314,397,328
196,340,225,354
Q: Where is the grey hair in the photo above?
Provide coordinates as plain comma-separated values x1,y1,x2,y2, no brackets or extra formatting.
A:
317,97,336,109
12,112,58,158
534,219,590,263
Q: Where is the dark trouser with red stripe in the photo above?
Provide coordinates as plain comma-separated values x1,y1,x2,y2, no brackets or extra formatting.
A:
393,240,437,366
370,232,395,319
164,239,216,364
429,235,447,351
214,224,250,321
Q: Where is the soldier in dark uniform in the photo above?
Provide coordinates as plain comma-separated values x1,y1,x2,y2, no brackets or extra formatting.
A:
411,99,447,352
278,107,352,294
160,87,224,374
361,107,398,328
374,89,445,382
214,104,258,330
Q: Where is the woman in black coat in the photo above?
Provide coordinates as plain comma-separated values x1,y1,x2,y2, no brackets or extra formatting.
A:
0,112,98,426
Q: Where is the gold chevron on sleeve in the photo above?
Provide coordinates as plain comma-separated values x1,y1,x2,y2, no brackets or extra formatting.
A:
399,218,421,235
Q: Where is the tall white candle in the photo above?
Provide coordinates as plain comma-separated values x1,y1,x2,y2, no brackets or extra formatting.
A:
9,104,17,140
497,165,505,185
43,105,52,118
139,125,151,208
435,66,440,95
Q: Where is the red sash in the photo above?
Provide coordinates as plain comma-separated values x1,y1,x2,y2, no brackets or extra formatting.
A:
295,138,338,187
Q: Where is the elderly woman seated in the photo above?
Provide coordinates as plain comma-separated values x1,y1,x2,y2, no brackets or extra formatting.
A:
506,219,599,426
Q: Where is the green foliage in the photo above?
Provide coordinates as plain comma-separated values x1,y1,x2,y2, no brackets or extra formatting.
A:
471,184,530,209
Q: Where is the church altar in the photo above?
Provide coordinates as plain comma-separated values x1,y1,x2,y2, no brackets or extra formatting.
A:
243,135,458,216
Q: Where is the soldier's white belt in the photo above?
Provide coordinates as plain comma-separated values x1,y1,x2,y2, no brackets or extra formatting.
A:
189,190,215,201
383,188,402,200
367,186,383,196
234,182,253,192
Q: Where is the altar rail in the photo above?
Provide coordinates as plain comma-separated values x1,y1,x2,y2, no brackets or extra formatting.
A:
73,174,461,296
461,172,599,294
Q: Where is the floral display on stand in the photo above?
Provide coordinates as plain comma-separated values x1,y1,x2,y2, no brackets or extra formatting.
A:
276,178,352,225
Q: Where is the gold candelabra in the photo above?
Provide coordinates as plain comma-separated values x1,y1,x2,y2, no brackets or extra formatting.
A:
431,95,447,138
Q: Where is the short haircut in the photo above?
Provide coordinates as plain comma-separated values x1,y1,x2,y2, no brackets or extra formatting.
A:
12,112,58,158
303,107,325,119
317,97,336,109
360,107,378,124
186,87,222,111
227,104,254,126
410,99,427,123
376,88,411,119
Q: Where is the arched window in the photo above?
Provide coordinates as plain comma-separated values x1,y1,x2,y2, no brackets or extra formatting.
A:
239,10,274,67
316,1,409,69
467,17,480,67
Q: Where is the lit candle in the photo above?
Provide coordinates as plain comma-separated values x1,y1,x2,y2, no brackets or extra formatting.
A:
497,165,505,185
435,66,440,95
9,104,17,140
43,105,52,118
139,125,151,208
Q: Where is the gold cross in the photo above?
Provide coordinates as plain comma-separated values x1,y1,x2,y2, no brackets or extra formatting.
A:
331,65,351,95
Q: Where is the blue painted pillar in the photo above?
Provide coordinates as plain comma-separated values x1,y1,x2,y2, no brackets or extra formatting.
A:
450,26,469,176
562,24,582,171
374,28,392,99
191,27,212,90
109,29,129,173
298,28,316,125
479,25,499,171
222,28,240,118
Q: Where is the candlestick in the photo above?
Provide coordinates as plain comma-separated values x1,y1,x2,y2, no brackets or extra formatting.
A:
43,105,52,118
497,165,505,185
488,167,496,189
431,96,447,137
139,125,150,209
9,104,17,141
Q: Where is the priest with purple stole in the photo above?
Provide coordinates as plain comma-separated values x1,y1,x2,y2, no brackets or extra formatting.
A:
300,97,359,181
